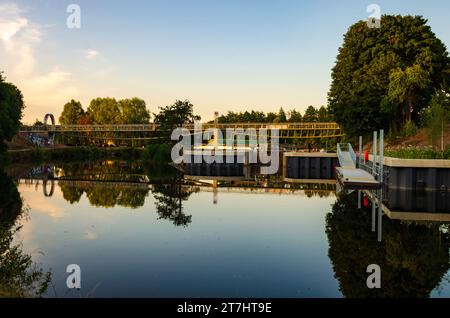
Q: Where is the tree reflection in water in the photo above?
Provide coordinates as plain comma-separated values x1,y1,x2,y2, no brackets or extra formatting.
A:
326,191,450,298
57,161,150,209
56,161,195,226
0,170,51,297
148,164,195,227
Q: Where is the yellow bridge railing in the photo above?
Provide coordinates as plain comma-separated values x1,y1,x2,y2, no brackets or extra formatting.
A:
20,122,341,132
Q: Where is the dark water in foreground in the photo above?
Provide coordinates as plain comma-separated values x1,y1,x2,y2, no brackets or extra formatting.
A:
1,160,450,298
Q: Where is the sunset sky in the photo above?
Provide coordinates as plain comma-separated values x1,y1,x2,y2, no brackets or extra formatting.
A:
1,0,450,123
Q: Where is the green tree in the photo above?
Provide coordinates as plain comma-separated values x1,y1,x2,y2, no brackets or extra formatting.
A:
153,99,200,131
388,64,430,122
87,97,120,124
118,98,150,124
274,107,287,123
266,112,277,123
217,110,271,123
288,109,302,122
0,74,25,152
328,15,450,136
59,99,84,125
303,105,318,122
422,89,450,148
317,106,330,122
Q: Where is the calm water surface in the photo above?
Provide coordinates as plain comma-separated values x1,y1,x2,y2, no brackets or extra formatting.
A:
2,161,450,298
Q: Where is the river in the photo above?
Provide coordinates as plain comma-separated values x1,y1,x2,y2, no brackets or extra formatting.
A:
1,160,450,297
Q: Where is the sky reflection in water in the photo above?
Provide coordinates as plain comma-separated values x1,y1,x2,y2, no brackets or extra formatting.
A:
2,161,450,298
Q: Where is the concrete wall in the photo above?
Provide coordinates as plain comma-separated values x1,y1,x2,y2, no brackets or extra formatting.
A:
183,163,246,177
285,156,339,179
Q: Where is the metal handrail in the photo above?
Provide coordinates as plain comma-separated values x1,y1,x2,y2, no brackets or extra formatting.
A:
337,143,356,168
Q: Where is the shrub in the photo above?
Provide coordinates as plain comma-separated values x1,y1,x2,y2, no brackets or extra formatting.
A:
142,143,172,163
401,121,418,138
385,146,450,159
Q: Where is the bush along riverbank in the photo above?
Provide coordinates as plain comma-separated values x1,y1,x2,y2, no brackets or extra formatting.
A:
142,143,172,164
385,146,450,159
2,146,144,165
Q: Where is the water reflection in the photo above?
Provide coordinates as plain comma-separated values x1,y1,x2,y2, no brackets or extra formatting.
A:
4,160,450,297
327,191,450,297
153,178,195,227
12,161,196,226
0,170,51,297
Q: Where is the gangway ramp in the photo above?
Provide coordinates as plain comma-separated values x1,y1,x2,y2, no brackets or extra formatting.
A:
336,143,380,189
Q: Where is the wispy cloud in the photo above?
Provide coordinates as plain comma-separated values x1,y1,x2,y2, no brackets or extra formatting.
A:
0,3,79,122
0,3,40,75
85,49,99,60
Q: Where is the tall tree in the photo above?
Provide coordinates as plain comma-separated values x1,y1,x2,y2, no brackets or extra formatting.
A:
118,98,150,124
303,105,318,122
0,74,25,152
288,110,302,122
59,99,84,125
153,99,200,131
317,106,330,122
328,15,450,136
274,107,287,123
87,97,120,124
266,112,277,123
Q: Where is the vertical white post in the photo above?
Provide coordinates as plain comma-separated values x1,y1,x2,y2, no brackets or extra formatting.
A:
371,194,376,232
373,131,377,177
359,136,362,166
379,129,384,183
377,190,382,242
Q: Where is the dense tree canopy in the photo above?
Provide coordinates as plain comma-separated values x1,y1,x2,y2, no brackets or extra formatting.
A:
303,105,319,122
60,97,151,126
328,15,450,137
216,106,331,123
0,74,25,152
287,109,302,122
153,99,200,131
87,97,121,124
274,107,287,123
118,98,150,124
59,99,84,125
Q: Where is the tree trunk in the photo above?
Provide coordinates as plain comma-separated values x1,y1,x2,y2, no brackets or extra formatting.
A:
407,94,413,122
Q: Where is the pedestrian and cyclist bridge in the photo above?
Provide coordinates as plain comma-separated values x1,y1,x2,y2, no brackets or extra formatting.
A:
19,113,345,142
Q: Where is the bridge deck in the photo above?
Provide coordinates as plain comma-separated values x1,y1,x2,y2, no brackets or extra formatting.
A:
20,122,342,132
